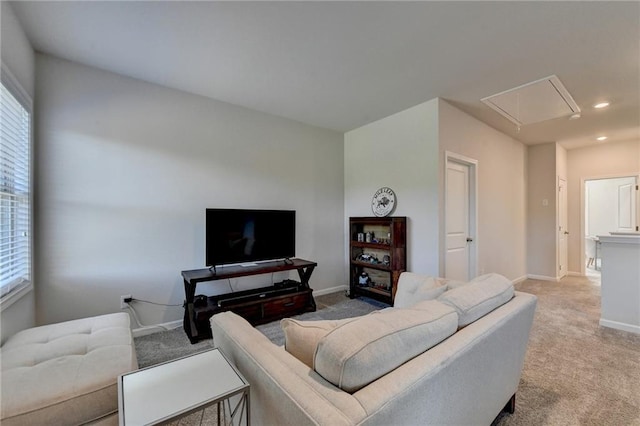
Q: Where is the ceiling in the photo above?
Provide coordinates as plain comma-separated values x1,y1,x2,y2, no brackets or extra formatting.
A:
10,1,640,150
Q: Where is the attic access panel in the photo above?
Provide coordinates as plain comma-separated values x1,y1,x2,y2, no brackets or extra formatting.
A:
481,75,580,126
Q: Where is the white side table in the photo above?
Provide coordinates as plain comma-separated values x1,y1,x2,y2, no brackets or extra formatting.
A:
118,348,250,425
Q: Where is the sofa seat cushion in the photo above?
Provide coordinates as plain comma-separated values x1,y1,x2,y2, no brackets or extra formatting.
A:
314,300,458,392
1,313,138,426
438,273,514,327
281,317,359,368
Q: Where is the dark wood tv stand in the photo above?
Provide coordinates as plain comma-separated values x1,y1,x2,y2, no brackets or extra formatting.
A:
182,258,317,343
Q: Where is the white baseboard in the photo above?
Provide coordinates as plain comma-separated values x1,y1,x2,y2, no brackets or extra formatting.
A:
313,285,348,297
512,275,528,284
599,319,640,335
567,271,583,277
132,319,182,338
527,274,560,282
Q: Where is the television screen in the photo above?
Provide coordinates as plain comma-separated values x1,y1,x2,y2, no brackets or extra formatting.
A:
206,209,295,267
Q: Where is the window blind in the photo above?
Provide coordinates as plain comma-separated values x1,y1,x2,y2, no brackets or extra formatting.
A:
0,77,31,298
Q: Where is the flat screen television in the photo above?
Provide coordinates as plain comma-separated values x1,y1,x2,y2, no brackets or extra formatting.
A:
206,209,295,267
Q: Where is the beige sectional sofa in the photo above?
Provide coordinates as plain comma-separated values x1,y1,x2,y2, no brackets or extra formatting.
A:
210,273,537,425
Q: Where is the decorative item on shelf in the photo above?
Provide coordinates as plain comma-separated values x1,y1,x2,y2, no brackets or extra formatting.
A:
365,232,373,243
358,271,370,286
383,255,390,266
373,282,388,290
357,233,364,242
356,253,379,264
371,187,396,217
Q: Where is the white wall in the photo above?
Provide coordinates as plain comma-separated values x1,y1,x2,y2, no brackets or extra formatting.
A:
526,143,558,279
344,99,440,275
567,140,640,273
439,100,527,281
345,99,527,283
1,2,34,96
35,54,345,327
1,1,36,343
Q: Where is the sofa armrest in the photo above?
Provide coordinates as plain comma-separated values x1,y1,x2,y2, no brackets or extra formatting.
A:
210,312,367,426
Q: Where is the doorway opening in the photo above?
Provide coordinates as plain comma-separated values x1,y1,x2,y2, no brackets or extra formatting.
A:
582,174,639,278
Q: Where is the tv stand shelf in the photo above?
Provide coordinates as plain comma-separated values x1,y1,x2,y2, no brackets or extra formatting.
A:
182,258,317,343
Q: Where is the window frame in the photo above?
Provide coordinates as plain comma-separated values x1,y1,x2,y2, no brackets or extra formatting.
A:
0,63,33,311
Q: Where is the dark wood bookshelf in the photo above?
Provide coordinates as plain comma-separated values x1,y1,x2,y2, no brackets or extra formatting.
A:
349,217,406,304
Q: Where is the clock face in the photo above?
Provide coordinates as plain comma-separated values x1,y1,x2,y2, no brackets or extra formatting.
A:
371,187,396,217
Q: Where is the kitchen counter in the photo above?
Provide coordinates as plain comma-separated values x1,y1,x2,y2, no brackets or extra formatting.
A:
598,234,640,334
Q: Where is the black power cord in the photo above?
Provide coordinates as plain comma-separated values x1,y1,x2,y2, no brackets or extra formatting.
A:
129,298,182,307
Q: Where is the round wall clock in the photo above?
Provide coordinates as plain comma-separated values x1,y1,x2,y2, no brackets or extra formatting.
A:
371,187,396,217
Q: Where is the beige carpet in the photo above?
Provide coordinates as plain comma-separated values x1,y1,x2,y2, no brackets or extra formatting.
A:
494,275,640,426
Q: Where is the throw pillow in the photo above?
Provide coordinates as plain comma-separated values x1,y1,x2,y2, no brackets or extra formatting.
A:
281,317,357,368
314,300,458,392
438,273,514,327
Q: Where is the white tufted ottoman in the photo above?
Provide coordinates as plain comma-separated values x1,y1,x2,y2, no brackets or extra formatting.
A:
1,312,138,425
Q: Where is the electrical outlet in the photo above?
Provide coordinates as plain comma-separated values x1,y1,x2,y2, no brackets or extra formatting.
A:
120,294,132,309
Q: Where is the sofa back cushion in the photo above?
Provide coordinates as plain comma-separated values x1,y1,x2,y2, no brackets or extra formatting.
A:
394,272,447,308
438,273,514,327
281,317,359,368
314,300,458,392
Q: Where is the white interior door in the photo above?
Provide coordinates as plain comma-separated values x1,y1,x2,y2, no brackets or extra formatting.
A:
446,161,472,281
558,177,568,278
617,179,637,232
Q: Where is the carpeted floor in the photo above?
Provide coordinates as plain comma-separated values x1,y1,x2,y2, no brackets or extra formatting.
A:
493,275,640,426
135,276,640,425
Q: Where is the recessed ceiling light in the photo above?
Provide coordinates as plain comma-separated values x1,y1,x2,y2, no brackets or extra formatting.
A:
593,102,610,109
596,136,608,141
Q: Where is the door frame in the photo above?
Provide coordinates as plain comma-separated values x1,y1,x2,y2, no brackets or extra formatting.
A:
444,151,478,280
580,172,640,276
557,177,568,279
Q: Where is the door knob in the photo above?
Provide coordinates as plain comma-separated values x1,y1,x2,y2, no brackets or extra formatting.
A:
564,231,569,235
